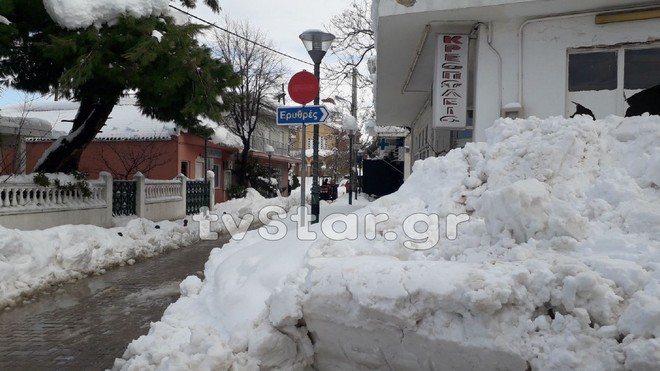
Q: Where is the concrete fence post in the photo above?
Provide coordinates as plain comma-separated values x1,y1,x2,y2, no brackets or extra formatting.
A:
206,170,215,209
176,173,187,218
99,171,113,221
134,171,145,218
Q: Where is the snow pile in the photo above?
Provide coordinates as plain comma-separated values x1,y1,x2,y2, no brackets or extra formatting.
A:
42,0,169,29
114,115,660,370
0,189,294,309
0,218,197,308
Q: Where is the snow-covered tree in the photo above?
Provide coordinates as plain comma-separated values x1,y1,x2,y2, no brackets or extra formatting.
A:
0,0,238,173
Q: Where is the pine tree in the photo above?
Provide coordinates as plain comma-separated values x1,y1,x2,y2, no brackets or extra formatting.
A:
0,0,238,173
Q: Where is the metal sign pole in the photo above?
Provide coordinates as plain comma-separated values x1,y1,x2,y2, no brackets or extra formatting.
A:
300,123,306,226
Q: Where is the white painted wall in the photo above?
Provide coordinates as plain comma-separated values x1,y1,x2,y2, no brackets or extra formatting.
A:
376,0,538,18
522,15,660,119
0,206,113,230
472,14,660,141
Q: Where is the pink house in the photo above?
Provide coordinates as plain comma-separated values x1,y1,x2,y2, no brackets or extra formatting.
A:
1,98,297,203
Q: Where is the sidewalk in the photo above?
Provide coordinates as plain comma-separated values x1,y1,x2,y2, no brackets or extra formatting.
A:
0,237,228,371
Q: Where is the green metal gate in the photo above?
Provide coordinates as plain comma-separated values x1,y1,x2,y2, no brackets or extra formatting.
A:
186,180,210,215
112,181,137,216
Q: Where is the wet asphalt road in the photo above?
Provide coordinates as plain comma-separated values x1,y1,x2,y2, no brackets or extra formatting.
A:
0,237,229,371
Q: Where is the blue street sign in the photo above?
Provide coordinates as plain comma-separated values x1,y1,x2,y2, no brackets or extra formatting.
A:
276,105,329,125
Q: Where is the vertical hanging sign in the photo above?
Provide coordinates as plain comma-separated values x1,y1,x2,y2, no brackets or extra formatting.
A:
433,34,469,128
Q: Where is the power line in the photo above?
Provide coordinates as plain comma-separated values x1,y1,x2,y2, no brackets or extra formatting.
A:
169,4,314,67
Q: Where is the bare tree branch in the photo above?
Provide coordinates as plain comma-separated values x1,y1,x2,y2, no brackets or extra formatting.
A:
92,141,171,180
211,18,287,187
324,0,375,86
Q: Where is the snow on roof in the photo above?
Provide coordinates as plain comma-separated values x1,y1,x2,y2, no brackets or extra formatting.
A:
0,115,52,137
0,98,243,148
201,118,243,150
42,0,170,30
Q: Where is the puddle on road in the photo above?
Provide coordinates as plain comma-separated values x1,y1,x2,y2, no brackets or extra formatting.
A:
123,281,181,303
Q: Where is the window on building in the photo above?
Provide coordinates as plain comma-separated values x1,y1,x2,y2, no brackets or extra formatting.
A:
567,44,660,117
212,164,220,188
195,161,204,180
224,169,232,189
568,51,618,92
307,138,313,150
624,47,660,90
180,161,189,177
320,136,328,150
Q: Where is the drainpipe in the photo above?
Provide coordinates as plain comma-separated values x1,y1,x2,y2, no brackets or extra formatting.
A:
517,4,660,111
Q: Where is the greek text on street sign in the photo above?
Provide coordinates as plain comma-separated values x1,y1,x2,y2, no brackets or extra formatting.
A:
276,105,329,125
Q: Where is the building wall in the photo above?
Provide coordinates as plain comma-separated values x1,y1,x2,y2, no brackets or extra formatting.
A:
473,14,660,141
23,135,239,203
252,120,290,156
176,133,238,203
24,139,179,179
290,123,342,178
0,141,17,175
292,124,339,151
376,0,538,18
522,15,660,119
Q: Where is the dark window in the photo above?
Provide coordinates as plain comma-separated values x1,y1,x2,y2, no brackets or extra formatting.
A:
455,129,473,139
180,161,189,177
624,47,660,90
212,164,220,188
568,51,618,91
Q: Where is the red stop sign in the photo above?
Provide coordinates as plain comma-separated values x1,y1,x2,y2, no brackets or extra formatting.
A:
288,70,319,105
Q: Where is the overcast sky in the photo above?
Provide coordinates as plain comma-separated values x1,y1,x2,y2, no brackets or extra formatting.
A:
185,0,354,72
1,0,356,107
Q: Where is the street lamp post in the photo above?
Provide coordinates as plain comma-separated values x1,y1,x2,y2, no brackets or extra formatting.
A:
357,149,364,196
299,29,335,224
342,114,358,205
348,132,354,205
265,144,274,197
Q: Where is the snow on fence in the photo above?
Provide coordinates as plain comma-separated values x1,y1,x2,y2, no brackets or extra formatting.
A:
0,171,214,230
0,180,105,209
0,173,113,230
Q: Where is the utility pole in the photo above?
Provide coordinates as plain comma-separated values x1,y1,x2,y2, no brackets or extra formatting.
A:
350,67,358,200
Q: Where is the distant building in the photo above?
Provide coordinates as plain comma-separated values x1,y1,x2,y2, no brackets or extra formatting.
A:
246,107,301,193
289,123,344,179
373,0,660,175
0,114,52,174
1,98,299,202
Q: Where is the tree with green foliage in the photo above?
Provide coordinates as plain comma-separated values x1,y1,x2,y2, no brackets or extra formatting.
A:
0,0,239,173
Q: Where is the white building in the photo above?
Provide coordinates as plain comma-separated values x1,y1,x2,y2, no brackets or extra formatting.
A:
373,0,660,172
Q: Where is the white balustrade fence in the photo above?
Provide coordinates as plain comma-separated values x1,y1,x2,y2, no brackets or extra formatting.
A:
0,173,113,230
0,182,105,209
0,171,212,230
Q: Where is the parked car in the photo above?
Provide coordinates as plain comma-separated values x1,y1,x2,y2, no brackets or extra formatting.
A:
319,178,338,201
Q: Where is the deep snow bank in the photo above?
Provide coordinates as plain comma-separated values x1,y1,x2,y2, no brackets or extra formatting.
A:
0,189,295,309
115,115,660,371
0,218,198,308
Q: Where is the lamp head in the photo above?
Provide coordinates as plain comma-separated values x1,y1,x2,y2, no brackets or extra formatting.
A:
342,114,358,135
299,30,335,64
